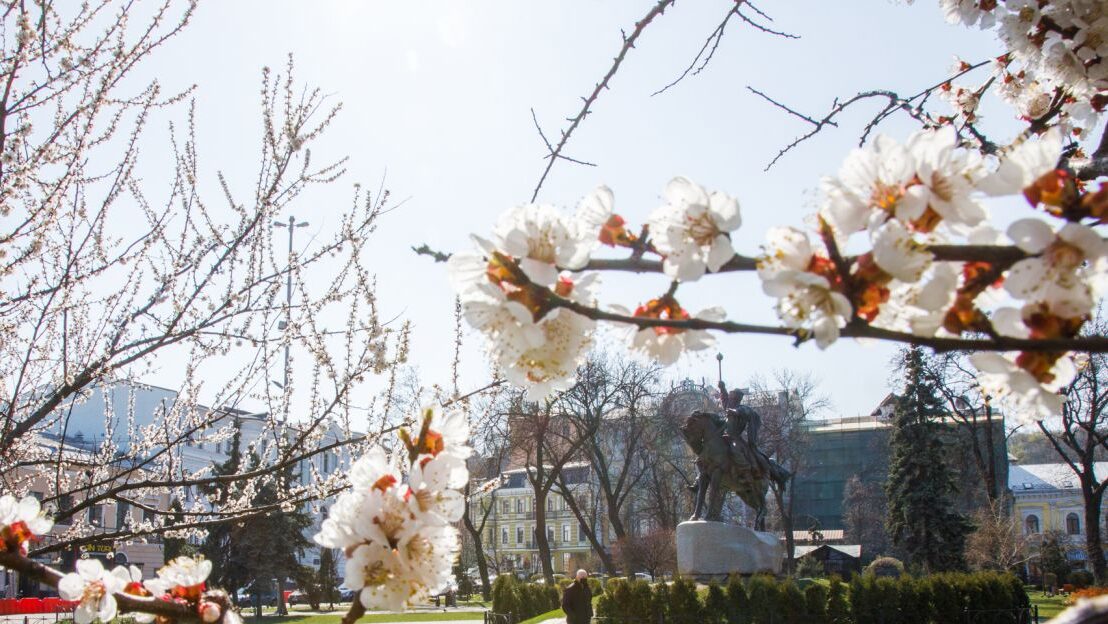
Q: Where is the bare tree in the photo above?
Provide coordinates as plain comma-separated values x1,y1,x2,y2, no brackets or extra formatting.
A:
748,369,828,575
1040,314,1108,582
613,529,677,581
554,352,661,541
918,352,1006,503
0,0,408,556
842,474,891,562
506,393,597,584
965,498,1034,573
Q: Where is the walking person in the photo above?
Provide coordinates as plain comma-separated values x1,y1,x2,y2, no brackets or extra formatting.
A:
560,569,593,624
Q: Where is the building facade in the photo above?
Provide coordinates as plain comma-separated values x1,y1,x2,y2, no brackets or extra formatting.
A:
472,464,600,576
1010,462,1108,576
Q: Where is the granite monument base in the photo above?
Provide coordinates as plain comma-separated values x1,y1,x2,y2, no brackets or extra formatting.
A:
676,520,783,579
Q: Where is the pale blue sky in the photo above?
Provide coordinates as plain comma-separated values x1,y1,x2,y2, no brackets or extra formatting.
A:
125,1,1035,422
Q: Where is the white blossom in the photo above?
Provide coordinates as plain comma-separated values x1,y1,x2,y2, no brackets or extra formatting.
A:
1004,219,1108,318
58,560,127,624
971,351,1078,422
647,176,741,281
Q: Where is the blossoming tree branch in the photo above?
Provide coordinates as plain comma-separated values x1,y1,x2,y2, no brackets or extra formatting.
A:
448,0,1108,422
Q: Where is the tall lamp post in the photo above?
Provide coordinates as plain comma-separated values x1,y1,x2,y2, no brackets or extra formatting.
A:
273,216,309,396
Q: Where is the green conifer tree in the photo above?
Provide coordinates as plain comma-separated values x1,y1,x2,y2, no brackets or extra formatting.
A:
885,346,973,572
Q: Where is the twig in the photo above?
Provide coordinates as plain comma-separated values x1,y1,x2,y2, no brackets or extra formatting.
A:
754,59,990,170
412,244,451,263
652,4,742,97
530,0,678,202
530,108,596,168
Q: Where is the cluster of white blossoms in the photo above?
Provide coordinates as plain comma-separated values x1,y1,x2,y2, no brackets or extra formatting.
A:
314,405,469,612
56,556,228,624
758,121,1108,419
0,498,234,624
936,0,1106,137
449,179,737,397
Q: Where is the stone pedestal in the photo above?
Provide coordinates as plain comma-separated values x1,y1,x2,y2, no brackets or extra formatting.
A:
676,520,782,578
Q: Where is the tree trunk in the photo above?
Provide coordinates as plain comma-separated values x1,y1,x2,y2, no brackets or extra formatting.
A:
774,480,796,575
557,479,616,573
462,496,493,601
1083,480,1106,583
534,489,555,584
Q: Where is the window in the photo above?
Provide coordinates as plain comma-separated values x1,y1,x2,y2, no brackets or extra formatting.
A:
502,500,510,514
323,453,330,473
579,520,588,541
1025,514,1040,535
547,526,555,542
55,495,73,525
143,508,155,523
516,526,524,544
562,524,570,542
88,505,103,526
501,528,508,545
516,499,523,514
1067,512,1081,535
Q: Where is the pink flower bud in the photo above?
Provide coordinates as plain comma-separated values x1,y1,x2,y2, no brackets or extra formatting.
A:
198,601,221,623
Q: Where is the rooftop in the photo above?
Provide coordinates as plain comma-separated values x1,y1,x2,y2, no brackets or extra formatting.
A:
1009,463,1108,492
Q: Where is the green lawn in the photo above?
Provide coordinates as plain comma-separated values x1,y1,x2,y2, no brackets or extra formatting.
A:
517,607,564,624
1028,589,1069,620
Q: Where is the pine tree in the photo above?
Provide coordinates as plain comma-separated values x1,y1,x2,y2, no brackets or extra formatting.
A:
885,346,972,572
163,499,196,560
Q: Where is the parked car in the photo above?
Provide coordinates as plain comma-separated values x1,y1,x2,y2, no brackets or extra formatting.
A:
286,590,308,606
337,586,356,602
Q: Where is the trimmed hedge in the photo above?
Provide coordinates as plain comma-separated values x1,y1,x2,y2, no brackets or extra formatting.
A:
594,571,1029,624
490,575,560,621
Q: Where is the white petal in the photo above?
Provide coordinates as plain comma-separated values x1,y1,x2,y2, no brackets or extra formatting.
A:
1007,218,1055,254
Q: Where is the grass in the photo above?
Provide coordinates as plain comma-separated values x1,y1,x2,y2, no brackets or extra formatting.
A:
517,607,564,624
1027,588,1069,620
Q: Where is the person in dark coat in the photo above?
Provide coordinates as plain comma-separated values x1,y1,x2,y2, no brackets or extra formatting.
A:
561,569,593,624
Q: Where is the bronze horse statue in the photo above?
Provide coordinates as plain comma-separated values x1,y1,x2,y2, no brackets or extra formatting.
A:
681,410,790,530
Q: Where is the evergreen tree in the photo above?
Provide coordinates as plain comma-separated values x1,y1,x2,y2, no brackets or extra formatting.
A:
317,547,339,608
163,499,197,560
200,421,313,616
885,346,973,573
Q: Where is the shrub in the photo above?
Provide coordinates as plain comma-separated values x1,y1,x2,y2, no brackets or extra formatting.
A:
746,575,778,624
927,573,963,624
777,579,806,624
491,575,519,618
704,582,727,624
804,583,829,624
865,556,905,578
826,576,851,624
669,577,702,624
587,576,604,596
650,580,671,623
1069,570,1095,589
725,575,751,624
795,554,826,579
896,575,928,623
628,580,653,622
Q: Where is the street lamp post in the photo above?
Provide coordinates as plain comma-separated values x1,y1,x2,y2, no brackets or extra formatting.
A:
273,216,309,396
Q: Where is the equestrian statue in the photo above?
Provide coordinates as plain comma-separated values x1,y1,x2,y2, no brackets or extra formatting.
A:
681,381,791,530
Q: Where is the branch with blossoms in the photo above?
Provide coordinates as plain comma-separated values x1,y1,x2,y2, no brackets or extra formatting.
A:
0,404,471,624
444,0,1108,428
0,494,236,624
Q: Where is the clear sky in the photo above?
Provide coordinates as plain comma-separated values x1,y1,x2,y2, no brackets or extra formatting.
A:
123,1,1024,423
